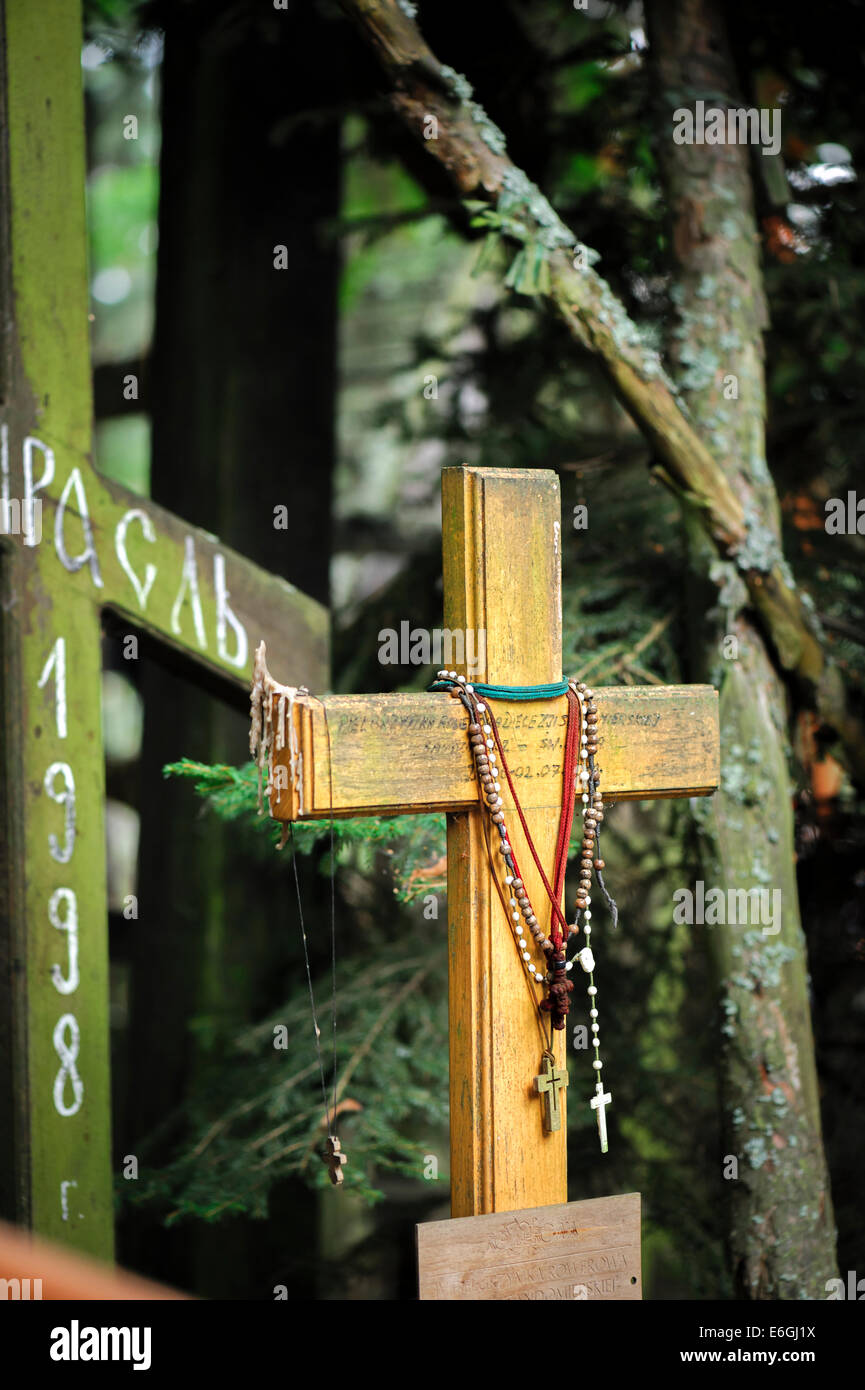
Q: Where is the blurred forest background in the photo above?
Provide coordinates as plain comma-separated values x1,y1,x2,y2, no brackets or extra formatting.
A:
83,0,865,1298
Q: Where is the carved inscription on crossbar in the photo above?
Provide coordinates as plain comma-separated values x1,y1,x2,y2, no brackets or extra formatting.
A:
268,687,719,821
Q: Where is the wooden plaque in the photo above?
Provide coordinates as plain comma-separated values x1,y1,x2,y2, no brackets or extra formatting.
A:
416,1193,641,1301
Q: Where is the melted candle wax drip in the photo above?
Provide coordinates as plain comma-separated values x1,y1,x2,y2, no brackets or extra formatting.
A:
250,640,307,837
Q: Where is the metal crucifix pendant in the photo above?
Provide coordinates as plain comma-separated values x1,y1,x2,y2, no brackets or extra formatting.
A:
533,1053,568,1132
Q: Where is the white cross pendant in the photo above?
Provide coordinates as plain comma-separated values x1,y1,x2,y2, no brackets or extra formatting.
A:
590,1082,612,1153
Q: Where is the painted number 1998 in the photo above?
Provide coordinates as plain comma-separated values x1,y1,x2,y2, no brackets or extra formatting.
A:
38,636,84,1119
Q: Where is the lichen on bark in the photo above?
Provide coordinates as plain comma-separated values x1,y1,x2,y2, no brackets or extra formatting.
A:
648,0,837,1298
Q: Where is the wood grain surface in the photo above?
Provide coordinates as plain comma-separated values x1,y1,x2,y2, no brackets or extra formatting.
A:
417,1192,641,1300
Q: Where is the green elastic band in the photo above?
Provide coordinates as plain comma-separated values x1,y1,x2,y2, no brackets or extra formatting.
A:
428,679,569,700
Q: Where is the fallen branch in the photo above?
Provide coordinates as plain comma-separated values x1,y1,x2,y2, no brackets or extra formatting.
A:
336,0,865,776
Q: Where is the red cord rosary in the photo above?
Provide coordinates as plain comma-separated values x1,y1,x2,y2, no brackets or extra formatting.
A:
431,671,615,1151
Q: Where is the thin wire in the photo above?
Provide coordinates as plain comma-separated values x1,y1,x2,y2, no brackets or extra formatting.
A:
287,694,341,1140
313,695,339,1135
288,821,331,1126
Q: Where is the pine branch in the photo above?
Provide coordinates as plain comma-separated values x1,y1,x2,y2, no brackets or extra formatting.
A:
124,940,448,1217
164,758,446,896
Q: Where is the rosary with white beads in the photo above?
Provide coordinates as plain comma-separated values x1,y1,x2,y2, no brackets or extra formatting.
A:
570,679,616,1154
429,672,618,1153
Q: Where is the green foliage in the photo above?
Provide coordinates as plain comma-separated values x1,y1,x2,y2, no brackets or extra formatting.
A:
84,0,138,23
112,0,865,1292
119,759,448,1220
88,163,158,268
125,942,448,1216
162,758,446,898
94,415,150,495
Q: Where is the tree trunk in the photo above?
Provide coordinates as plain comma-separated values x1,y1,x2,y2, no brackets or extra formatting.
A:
648,0,837,1297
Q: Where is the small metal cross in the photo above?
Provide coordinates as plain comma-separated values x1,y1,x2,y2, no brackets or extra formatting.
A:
533,1053,568,1132
590,1082,612,1153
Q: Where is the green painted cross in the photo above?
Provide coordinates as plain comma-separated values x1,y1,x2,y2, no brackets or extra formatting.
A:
0,0,328,1261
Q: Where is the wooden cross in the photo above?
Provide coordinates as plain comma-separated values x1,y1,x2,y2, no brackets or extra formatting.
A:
533,1055,568,1134
324,1136,348,1186
0,1,327,1261
260,465,719,1216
